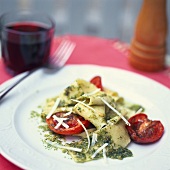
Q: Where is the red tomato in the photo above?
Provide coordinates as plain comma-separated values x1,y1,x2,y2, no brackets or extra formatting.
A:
46,112,91,135
90,76,103,90
126,113,164,144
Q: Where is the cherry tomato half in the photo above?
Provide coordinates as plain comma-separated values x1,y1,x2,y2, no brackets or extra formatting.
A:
126,113,164,144
90,76,103,90
46,112,91,135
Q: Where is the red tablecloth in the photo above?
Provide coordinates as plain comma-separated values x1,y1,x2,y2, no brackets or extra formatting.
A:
0,35,170,170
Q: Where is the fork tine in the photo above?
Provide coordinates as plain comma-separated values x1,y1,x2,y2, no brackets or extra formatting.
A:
55,40,71,62
50,40,75,67
56,42,76,67
57,40,70,56
50,40,75,65
52,40,68,57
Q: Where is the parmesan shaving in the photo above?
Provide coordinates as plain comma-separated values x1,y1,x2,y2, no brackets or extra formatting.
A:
60,122,69,129
46,140,82,152
71,99,96,112
63,109,72,117
83,88,101,96
91,143,108,159
46,98,60,119
135,108,143,114
53,115,68,121
103,147,108,163
77,119,91,152
52,115,69,129
54,119,63,129
100,98,131,126
91,133,98,146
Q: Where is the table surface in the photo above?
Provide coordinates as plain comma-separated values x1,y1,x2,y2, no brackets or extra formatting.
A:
0,35,170,170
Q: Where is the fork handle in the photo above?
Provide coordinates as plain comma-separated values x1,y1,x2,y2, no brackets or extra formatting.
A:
0,68,37,101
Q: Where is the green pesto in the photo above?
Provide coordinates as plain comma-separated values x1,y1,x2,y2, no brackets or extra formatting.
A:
30,107,63,147
59,99,66,106
64,85,82,98
89,114,98,120
77,107,82,112
107,147,132,159
38,125,49,132
30,110,41,118
98,93,107,97
39,122,64,147
64,85,74,96
66,134,132,163
30,78,142,163
46,98,56,103
128,104,145,112
41,112,47,120
32,102,133,163
44,133,63,144
105,110,117,120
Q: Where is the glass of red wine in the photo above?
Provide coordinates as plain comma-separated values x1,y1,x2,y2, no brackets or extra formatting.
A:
0,10,55,75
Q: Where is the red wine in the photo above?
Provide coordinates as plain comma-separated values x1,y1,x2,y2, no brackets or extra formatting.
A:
1,22,54,74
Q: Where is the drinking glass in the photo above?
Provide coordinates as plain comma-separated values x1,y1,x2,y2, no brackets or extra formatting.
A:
0,10,55,75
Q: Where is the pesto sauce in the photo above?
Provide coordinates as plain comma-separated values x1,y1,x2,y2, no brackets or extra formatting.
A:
30,109,64,149
107,147,133,160
30,107,133,163
66,134,132,163
30,110,41,118
30,83,137,164
127,103,145,112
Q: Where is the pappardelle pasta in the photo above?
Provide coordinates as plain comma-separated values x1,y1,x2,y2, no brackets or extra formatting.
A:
32,76,145,163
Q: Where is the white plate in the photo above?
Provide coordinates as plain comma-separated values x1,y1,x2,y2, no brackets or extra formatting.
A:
0,65,170,170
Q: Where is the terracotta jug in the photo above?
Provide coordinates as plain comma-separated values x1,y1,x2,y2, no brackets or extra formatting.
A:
129,0,168,72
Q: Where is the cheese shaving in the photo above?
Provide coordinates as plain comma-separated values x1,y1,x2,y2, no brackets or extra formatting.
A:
46,98,60,119
83,88,101,96
71,99,96,112
91,133,98,146
91,143,108,159
135,107,143,114
60,122,69,129
103,147,107,163
77,119,91,152
53,115,68,121
52,115,69,129
100,97,131,126
54,119,63,129
63,109,72,117
46,140,82,152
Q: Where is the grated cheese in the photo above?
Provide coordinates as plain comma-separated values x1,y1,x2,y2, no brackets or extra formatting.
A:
63,109,72,117
46,98,61,119
83,88,101,96
102,147,108,163
100,97,131,126
77,119,91,152
55,119,69,129
71,99,96,112
46,140,82,152
53,115,69,121
52,115,69,129
91,143,108,159
91,133,98,146
135,107,143,114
